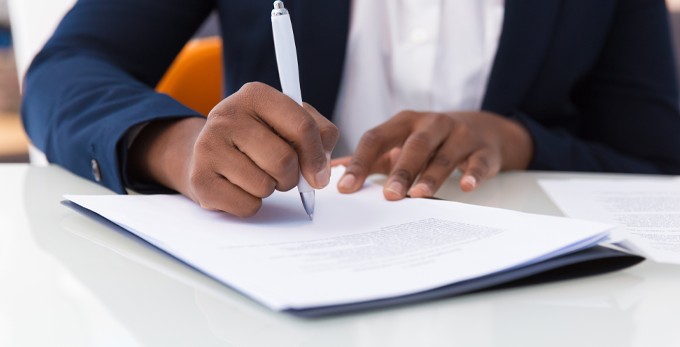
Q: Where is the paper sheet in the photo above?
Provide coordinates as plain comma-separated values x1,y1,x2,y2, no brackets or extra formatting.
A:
539,179,680,264
65,167,611,311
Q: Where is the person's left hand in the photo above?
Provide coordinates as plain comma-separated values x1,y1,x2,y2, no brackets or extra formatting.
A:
332,110,534,200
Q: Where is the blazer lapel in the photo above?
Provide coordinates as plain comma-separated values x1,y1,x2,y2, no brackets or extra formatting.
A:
289,0,351,120
482,0,564,114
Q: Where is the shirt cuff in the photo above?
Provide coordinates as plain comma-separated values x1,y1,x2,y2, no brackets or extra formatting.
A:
126,122,150,149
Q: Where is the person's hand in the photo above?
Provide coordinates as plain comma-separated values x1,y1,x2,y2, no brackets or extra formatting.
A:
127,82,338,217
333,110,533,200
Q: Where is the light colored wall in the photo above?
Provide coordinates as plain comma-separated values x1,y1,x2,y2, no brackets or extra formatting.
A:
0,0,10,27
7,0,76,88
8,0,75,165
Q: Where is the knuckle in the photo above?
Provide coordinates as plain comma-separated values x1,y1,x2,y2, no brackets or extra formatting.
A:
431,153,454,169
405,132,432,152
209,96,246,121
254,175,277,198
396,109,418,119
359,128,383,150
215,104,243,121
302,102,319,114
276,147,299,171
234,82,269,110
296,116,320,139
432,113,452,129
276,177,298,192
239,81,266,95
233,198,263,218
269,146,299,179
391,168,413,183
320,122,340,144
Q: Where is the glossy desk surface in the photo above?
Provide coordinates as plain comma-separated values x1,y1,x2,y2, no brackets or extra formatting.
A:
2,164,680,347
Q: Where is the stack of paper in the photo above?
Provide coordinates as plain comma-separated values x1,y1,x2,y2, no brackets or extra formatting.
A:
65,167,623,315
540,179,680,264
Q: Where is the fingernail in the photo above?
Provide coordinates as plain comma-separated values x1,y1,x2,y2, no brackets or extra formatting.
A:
386,181,405,197
412,183,432,197
463,175,477,188
316,167,330,187
326,152,332,175
338,174,356,190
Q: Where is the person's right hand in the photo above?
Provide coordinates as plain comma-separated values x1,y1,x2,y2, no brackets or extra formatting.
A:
127,82,338,217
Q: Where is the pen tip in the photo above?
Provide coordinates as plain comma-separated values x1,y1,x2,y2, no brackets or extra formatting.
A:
309,214,313,221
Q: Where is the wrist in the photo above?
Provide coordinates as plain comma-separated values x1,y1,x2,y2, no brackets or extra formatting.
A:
127,117,206,195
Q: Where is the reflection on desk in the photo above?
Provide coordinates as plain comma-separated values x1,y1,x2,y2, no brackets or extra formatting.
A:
2,164,680,346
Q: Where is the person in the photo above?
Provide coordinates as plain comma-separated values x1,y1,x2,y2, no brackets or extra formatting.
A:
22,0,680,217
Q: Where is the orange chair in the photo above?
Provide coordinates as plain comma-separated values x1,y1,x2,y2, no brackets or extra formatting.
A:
156,36,223,116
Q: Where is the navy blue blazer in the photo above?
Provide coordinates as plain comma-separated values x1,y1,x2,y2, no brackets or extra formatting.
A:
22,0,680,194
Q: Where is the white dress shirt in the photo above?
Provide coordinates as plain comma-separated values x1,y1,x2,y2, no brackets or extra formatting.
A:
334,0,506,156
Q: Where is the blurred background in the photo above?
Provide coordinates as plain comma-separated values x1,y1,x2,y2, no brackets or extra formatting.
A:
0,0,24,163
1,0,680,164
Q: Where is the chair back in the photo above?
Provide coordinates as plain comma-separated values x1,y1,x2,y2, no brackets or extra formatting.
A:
156,36,223,116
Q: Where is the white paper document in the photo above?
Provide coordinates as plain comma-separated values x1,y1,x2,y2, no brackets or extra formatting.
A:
539,179,680,264
65,167,612,311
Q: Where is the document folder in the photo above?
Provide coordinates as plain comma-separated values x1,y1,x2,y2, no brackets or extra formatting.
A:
63,200,643,317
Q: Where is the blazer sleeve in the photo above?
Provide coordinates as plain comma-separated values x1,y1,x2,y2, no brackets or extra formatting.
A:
514,0,680,175
21,0,214,193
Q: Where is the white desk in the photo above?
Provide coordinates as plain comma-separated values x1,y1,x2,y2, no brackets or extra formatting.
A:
2,164,679,346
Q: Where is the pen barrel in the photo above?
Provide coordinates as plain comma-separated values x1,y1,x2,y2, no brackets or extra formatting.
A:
271,14,303,106
272,13,313,194
297,170,313,192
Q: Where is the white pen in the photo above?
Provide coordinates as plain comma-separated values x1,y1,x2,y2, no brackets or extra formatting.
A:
271,1,315,220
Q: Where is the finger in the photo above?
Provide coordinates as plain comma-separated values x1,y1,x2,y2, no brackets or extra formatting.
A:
460,149,501,192
304,103,338,177
225,116,300,191
223,82,328,188
383,116,452,201
213,148,278,199
337,147,402,193
370,147,402,175
331,155,351,167
190,170,263,217
409,135,470,198
303,103,339,154
195,124,279,196
339,113,415,193
333,148,401,171
457,159,469,173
